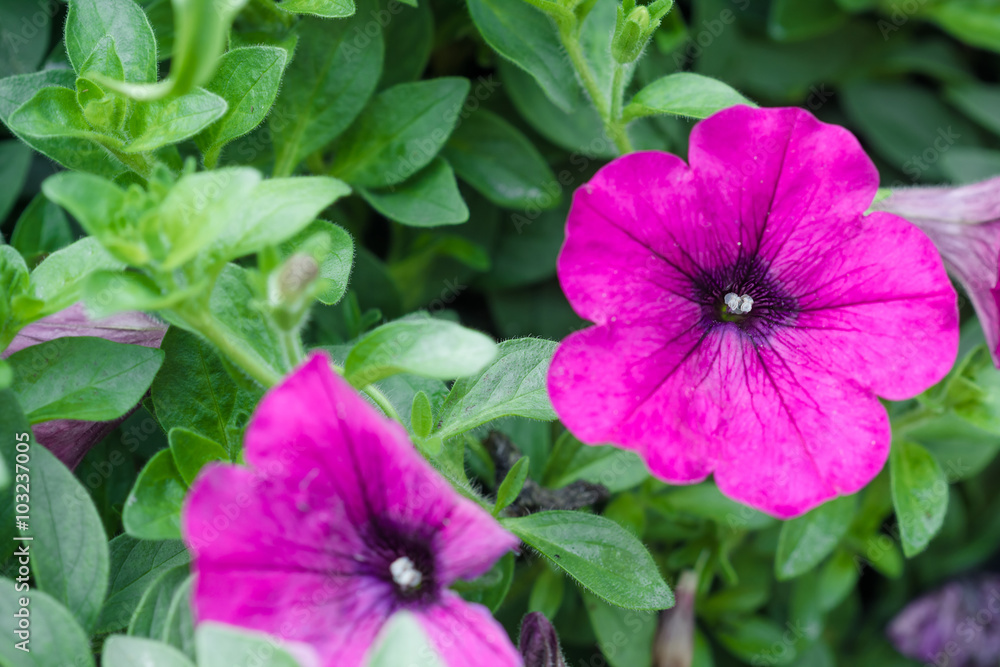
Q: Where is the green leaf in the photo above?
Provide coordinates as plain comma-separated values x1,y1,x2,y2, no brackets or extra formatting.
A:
24,443,110,632
344,316,497,387
454,552,515,613
206,263,284,377
0,578,95,667
768,0,847,41
435,338,558,440
212,176,351,261
774,494,856,580
583,591,657,667
97,535,190,634
890,439,949,557
151,328,259,459
24,236,125,317
41,171,126,247
466,0,577,112
124,449,187,540
128,564,191,639
364,613,445,667
380,0,434,89
104,635,195,667
650,483,775,531
83,271,197,319
330,78,470,188
623,73,754,122
410,390,434,439
276,0,355,17
358,158,469,227
0,140,31,222
815,549,859,612
0,2,50,77
162,576,195,658
271,14,383,176
505,510,674,610
494,456,529,515
196,46,289,163
921,0,1000,54
442,109,560,210
947,83,1000,138
65,0,158,83
125,88,228,153
547,441,648,494
715,616,798,666
8,336,163,424
194,623,305,667
9,194,74,265
168,427,228,486
7,85,126,177
276,220,355,305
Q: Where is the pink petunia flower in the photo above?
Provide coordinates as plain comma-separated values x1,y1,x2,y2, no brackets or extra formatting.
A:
873,176,1000,366
182,353,523,667
547,105,959,518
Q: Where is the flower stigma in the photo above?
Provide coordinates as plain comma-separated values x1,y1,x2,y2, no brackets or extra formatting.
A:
724,292,754,315
390,556,423,591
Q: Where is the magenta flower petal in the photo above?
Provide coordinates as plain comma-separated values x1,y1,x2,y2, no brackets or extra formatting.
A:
183,353,521,667
874,177,1000,366
2,303,167,468
416,592,523,667
549,105,958,518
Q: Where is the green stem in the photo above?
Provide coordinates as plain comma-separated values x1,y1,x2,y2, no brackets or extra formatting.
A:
328,362,404,424
558,22,634,155
182,309,283,387
280,328,305,370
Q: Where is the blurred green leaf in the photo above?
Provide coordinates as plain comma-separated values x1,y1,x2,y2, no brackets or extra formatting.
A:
275,0,355,17
775,495,856,580
0,578,95,667
194,623,304,667
123,449,186,540
97,535,190,634
168,428,228,486
9,194,74,266
890,439,948,557
103,635,195,667
0,140,31,223
768,0,846,41
128,564,191,640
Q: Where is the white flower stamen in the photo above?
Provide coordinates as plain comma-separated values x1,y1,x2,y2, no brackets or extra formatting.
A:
724,292,754,315
390,556,422,590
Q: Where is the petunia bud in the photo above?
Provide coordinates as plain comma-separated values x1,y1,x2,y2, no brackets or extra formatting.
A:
612,5,651,64
269,253,321,330
874,177,1000,366
887,575,1000,667
1,303,167,468
519,612,568,667
654,570,697,667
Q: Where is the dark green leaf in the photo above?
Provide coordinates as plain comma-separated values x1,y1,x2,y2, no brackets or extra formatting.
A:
0,140,31,222
97,535,190,634
8,336,163,424
9,194,74,265
436,338,558,440
123,449,187,540
168,427,228,486
774,495,856,580
890,439,948,557
330,78,470,188
947,83,1000,138
358,158,469,227
768,0,847,41
127,564,191,640
504,510,674,610
583,591,657,667
380,0,433,89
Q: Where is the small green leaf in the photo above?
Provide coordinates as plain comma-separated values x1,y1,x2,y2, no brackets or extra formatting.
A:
466,0,578,112
151,329,259,460
344,316,497,387
212,176,351,261
0,579,95,667
169,428,229,486
494,456,529,515
9,194,74,265
124,449,187,540
275,0,355,17
774,494,856,580
196,45,289,163
276,220,355,306
583,591,657,667
623,73,754,122
25,236,125,317
194,623,305,667
380,0,433,89
505,511,674,610
125,88,228,153
358,158,469,227
271,14,383,176
103,635,195,667
890,439,949,557
715,616,798,666
97,535,190,634
921,0,1000,55
8,337,163,424
128,564,191,639
649,483,775,531
436,338,558,440
410,390,434,438
330,78,470,188
365,613,446,667
25,443,110,632
442,109,560,210
65,0,158,83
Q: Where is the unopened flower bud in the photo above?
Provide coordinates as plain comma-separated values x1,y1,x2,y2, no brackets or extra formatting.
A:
655,570,697,667
274,253,320,303
519,612,567,667
612,5,651,64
